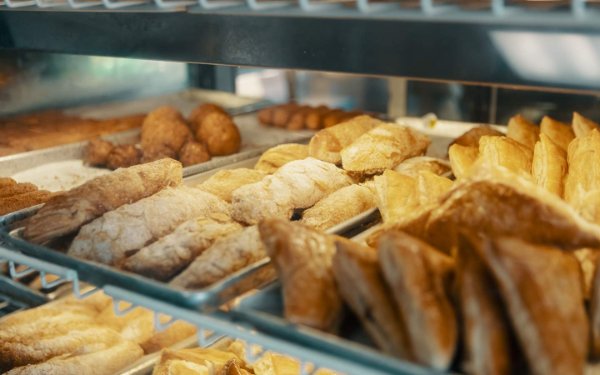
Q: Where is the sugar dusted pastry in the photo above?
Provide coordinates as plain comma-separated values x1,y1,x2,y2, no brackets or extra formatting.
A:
532,133,567,197
23,158,182,244
197,168,267,202
394,156,451,177
450,125,503,148
478,135,533,177
573,112,600,138
258,219,342,332
231,158,352,225
540,116,574,152
340,123,430,175
122,213,242,280
300,184,376,231
481,237,587,375
68,187,230,266
448,144,478,179
507,114,539,150
254,143,309,173
378,231,456,371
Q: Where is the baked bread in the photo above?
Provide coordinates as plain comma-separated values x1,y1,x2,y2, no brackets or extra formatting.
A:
68,187,230,266
573,112,600,138
378,230,456,371
532,133,567,197
231,158,352,225
340,123,430,175
258,219,343,332
308,115,382,164
23,158,182,244
540,116,574,152
254,144,309,174
178,140,211,167
450,125,503,148
507,114,539,150
197,168,267,202
197,111,241,156
478,135,533,177
394,156,451,177
141,106,191,159
448,144,478,179
189,103,227,134
153,348,241,375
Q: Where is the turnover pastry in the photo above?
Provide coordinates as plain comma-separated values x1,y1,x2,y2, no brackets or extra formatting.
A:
23,158,182,244
68,187,230,266
393,156,451,177
378,230,457,371
231,158,352,225
340,123,430,175
254,143,309,174
507,114,539,150
480,237,587,375
573,112,600,138
450,125,503,148
532,133,567,197
308,115,382,164
540,116,574,152
197,168,267,202
448,144,478,179
477,135,533,177
258,219,342,332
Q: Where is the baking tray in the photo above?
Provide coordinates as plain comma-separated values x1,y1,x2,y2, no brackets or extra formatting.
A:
0,157,381,312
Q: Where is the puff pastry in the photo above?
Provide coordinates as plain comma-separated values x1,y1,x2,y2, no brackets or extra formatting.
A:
507,114,539,150
333,238,413,359
532,133,567,197
480,237,587,375
300,184,376,231
308,115,382,164
153,348,241,375
68,187,230,266
197,168,267,202
23,158,182,244
450,125,503,148
122,213,242,280
478,135,533,177
393,156,451,177
573,112,600,138
589,255,600,359
448,144,478,179
254,143,309,173
540,116,574,152
340,123,430,175
231,158,352,225
258,219,342,332
378,230,456,371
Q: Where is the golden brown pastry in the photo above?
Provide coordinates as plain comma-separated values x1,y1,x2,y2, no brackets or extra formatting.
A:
84,138,114,166
333,238,413,359
122,213,242,280
189,103,227,134
257,106,275,126
323,109,346,128
0,190,54,216
305,105,331,130
141,144,177,163
218,359,252,375
0,182,37,198
448,144,478,179
308,115,382,164
68,187,230,266
574,248,600,299
197,168,267,202
197,111,241,156
540,116,574,152
0,177,17,188
573,112,600,138
478,135,533,177
178,140,211,167
106,144,142,170
450,125,503,148
507,114,539,150
258,219,343,332
532,133,567,197
272,104,300,128
480,237,587,375
378,231,456,371
141,106,192,158
231,158,352,225
253,352,301,375
394,156,451,177
153,348,241,375
589,255,600,359
286,106,311,130
23,158,182,244
254,143,309,174
340,123,431,175
170,225,267,289
300,183,376,231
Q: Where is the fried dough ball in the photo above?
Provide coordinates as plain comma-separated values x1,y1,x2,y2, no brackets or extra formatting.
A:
84,138,114,166
106,144,142,169
141,144,177,163
189,103,227,134
178,140,211,167
196,112,241,156
141,106,192,156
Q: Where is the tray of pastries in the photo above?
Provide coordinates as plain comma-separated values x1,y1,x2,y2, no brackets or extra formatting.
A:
229,112,600,375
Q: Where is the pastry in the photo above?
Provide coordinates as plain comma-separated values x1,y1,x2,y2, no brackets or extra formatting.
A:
189,103,227,134
23,158,182,244
106,144,142,170
171,226,266,289
507,114,539,149
448,144,478,179
254,143,309,174
333,238,413,359
589,255,600,359
480,237,587,375
300,183,376,231
153,348,241,375
272,104,300,128
378,230,457,371
573,112,600,138
198,168,267,202
477,135,533,177
122,213,242,280
0,183,37,198
532,133,567,197
197,111,241,156
141,106,192,158
178,140,211,167
305,105,332,130
0,190,54,216
574,248,600,299
253,352,301,375
68,186,230,266
393,156,451,177
308,115,382,164
340,123,430,175
258,219,342,332
257,106,275,126
84,138,114,166
141,144,177,163
450,125,503,148
231,158,352,225
540,116,574,152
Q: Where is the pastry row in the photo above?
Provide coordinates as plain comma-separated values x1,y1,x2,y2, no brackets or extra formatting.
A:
257,103,368,130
